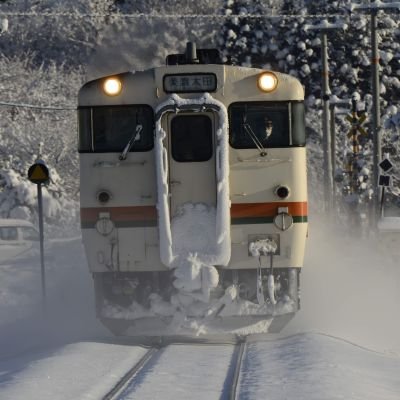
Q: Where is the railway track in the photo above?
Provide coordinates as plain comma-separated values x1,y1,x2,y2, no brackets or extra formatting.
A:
227,341,246,400
102,347,160,400
101,338,247,400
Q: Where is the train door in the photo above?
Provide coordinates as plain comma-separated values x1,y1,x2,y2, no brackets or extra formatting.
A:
167,112,217,215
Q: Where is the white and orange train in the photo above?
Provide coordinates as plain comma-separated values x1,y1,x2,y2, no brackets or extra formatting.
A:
78,43,308,335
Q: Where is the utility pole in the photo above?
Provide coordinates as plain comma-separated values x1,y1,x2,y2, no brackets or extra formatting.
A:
321,31,332,212
329,98,351,207
352,1,400,227
306,20,347,213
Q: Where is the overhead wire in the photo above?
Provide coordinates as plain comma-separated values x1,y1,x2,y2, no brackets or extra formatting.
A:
0,101,75,111
0,11,351,20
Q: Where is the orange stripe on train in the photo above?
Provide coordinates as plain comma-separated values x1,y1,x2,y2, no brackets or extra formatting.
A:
80,202,308,222
80,206,157,222
231,202,308,218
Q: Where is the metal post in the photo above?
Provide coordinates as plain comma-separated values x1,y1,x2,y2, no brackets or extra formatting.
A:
321,31,333,213
306,21,346,214
329,104,336,209
37,183,46,312
371,10,382,226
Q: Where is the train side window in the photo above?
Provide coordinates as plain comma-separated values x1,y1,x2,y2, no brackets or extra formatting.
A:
291,102,306,146
78,108,92,152
171,115,213,162
78,105,154,153
229,102,291,149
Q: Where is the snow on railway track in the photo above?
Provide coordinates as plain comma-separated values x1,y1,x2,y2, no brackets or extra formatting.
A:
0,341,150,400
104,341,243,400
0,333,399,399
102,347,160,400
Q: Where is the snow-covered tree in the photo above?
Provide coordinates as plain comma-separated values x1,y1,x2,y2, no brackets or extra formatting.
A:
216,0,270,67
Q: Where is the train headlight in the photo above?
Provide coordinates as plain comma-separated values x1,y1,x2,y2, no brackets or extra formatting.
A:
97,190,112,204
257,72,278,93
275,185,290,199
103,77,122,96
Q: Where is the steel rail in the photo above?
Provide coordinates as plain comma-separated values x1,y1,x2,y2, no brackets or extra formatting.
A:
228,340,246,400
102,347,160,400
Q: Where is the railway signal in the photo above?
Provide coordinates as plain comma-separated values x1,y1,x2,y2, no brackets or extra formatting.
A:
378,157,394,216
27,161,49,184
345,112,368,139
378,157,393,187
27,159,50,313
379,158,393,173
378,175,391,187
343,99,369,199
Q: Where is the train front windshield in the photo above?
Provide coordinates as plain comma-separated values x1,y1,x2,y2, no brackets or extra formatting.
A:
229,101,305,149
78,105,154,153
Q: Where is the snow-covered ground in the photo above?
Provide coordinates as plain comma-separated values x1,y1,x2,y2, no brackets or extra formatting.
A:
238,333,400,400
0,334,399,399
0,219,399,398
0,237,107,360
0,342,149,400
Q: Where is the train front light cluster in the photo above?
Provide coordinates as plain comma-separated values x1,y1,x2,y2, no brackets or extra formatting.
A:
257,72,278,93
103,77,122,96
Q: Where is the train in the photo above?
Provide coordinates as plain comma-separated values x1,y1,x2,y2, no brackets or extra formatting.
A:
78,43,308,335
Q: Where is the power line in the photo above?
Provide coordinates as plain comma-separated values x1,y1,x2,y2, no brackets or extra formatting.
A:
0,12,350,20
0,101,75,111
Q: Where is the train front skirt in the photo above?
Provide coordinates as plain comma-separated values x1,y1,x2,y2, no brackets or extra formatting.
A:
96,268,300,336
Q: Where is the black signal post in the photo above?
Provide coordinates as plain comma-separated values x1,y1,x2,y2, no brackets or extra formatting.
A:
27,160,50,312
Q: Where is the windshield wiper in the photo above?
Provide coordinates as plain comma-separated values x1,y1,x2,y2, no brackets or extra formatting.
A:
119,124,143,161
242,123,267,157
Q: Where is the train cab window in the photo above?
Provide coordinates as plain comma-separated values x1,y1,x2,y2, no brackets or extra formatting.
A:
229,102,305,149
171,115,213,162
78,105,154,152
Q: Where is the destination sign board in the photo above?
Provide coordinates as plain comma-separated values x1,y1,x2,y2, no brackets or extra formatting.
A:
163,73,217,93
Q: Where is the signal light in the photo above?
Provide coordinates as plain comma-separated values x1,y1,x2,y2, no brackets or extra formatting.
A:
103,77,122,96
257,72,278,93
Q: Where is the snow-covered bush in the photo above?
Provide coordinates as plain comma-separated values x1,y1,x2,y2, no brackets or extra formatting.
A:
0,55,84,235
